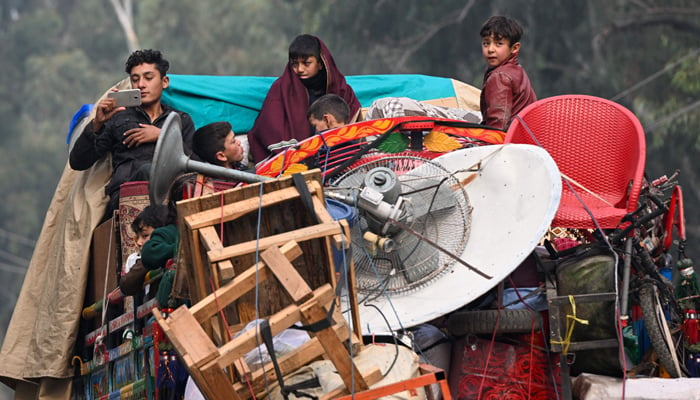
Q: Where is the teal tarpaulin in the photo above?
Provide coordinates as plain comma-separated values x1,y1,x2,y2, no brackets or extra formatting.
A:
163,74,461,133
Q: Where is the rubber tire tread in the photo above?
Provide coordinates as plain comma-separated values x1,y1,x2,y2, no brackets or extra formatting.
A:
448,309,541,336
639,283,682,378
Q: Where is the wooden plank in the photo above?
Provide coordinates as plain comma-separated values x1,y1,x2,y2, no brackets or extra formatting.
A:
299,302,369,392
260,245,313,303
337,221,362,338
310,193,343,290
211,285,335,368
232,358,252,385
186,362,224,400
199,361,244,400
189,241,303,322
173,171,320,296
174,194,204,302
207,222,342,262
233,322,353,397
190,229,211,304
310,191,344,244
185,186,302,230
153,308,219,368
187,171,320,215
182,171,334,321
330,292,362,353
320,368,384,400
199,225,235,281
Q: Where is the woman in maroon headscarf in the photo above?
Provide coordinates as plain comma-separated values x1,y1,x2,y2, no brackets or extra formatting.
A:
247,34,361,164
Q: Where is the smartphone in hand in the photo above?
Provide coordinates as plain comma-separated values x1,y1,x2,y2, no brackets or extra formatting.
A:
107,89,142,108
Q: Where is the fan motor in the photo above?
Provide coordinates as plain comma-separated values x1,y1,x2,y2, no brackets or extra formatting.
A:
364,167,401,204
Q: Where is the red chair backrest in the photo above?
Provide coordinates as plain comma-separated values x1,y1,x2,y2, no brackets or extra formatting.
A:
505,95,646,229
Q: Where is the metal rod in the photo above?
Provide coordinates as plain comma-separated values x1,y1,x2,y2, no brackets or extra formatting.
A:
387,217,492,280
185,158,270,183
620,237,633,317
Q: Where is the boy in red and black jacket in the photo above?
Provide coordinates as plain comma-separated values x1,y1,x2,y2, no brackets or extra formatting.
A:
479,16,537,130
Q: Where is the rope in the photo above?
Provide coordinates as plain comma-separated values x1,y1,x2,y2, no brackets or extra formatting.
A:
560,172,614,207
527,317,535,400
337,228,357,394
550,295,589,355
253,181,268,396
193,177,257,399
96,215,117,354
477,283,503,400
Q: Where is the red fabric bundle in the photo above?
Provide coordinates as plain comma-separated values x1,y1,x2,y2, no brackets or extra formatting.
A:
449,334,561,400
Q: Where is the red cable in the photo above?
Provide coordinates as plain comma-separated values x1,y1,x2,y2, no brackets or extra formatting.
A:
201,185,259,400
477,285,502,400
528,315,535,400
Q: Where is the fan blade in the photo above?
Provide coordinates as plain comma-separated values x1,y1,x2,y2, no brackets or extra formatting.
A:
402,175,458,220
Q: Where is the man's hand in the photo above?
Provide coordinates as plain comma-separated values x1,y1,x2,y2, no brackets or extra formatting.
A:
93,90,125,132
123,124,160,148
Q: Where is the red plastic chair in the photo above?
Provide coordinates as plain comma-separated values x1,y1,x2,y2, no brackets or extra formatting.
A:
505,95,646,229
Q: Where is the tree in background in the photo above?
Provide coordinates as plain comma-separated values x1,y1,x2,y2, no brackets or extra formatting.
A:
0,3,699,397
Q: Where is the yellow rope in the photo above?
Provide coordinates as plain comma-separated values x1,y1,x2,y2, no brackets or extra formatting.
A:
550,295,589,355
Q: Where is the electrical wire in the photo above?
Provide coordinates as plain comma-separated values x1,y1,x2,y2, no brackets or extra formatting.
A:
513,114,627,397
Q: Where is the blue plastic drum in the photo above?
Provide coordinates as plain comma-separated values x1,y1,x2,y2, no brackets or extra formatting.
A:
325,199,357,273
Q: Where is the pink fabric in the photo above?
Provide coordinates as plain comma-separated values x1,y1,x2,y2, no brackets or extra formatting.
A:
247,36,360,163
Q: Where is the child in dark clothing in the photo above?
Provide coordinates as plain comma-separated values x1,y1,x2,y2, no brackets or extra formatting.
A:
479,16,537,130
118,204,171,299
247,34,361,164
140,174,198,308
140,221,178,307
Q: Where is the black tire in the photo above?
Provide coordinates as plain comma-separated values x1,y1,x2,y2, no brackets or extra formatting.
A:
639,282,683,378
447,309,542,337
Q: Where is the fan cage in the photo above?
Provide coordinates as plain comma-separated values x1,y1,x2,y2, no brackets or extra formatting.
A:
331,155,472,297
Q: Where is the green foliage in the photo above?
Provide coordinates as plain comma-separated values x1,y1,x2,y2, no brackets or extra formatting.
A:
672,55,700,94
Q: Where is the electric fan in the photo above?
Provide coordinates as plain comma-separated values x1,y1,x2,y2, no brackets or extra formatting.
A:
327,154,472,298
327,145,562,334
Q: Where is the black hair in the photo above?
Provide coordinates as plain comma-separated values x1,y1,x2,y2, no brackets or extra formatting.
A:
307,94,350,124
125,49,170,76
289,34,321,61
479,16,523,45
131,204,171,234
193,121,233,166
164,172,200,225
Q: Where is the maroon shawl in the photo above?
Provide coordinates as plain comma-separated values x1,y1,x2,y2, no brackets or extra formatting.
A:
247,36,361,163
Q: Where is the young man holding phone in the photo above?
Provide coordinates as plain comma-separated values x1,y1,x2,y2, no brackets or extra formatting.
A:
69,49,196,220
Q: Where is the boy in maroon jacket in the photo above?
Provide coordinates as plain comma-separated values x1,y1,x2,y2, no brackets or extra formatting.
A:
479,16,537,130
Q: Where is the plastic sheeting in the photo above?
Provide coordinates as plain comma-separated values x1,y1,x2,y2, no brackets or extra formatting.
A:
163,74,480,132
572,373,700,400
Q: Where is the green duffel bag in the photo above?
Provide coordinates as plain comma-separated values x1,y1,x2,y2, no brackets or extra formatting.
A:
555,245,623,377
